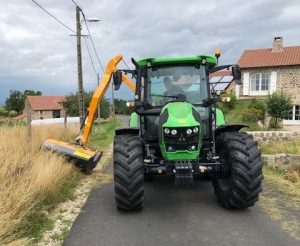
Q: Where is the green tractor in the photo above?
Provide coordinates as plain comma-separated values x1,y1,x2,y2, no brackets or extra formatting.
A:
112,51,263,211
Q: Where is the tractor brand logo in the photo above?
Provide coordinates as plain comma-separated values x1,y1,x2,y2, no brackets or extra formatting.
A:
179,134,185,141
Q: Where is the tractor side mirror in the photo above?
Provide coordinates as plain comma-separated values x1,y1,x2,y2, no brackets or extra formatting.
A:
232,66,242,85
113,71,122,90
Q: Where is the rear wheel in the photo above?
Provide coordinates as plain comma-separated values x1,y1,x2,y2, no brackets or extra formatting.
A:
113,134,144,211
213,132,264,209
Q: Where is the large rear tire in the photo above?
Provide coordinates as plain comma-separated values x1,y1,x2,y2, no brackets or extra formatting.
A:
113,134,144,211
213,132,264,209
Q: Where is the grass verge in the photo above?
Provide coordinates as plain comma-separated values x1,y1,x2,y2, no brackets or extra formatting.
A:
89,118,121,149
259,137,300,155
0,119,120,245
260,165,300,241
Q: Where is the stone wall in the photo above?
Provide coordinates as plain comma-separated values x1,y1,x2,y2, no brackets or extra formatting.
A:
247,130,300,167
239,65,300,104
247,131,299,143
261,154,300,168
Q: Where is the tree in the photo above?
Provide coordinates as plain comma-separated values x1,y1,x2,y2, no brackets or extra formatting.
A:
62,91,110,119
247,98,266,119
5,90,24,114
5,89,43,114
62,92,79,116
99,99,110,119
114,98,134,115
266,91,293,130
24,90,42,98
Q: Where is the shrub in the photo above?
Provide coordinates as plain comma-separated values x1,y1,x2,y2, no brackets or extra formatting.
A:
247,98,266,119
268,117,283,129
216,102,230,115
266,91,292,130
0,110,9,117
220,92,237,110
242,108,263,123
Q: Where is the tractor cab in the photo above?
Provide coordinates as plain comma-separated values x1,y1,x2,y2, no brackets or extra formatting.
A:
125,55,223,160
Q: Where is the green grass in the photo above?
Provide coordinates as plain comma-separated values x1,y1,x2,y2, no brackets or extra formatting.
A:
218,100,264,131
263,165,300,198
260,137,300,155
261,165,300,241
219,100,249,124
219,99,285,131
89,118,122,149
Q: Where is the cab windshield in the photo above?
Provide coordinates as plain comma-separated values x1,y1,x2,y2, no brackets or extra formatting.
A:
146,65,208,106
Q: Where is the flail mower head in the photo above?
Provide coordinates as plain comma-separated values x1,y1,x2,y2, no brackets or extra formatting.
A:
41,138,102,173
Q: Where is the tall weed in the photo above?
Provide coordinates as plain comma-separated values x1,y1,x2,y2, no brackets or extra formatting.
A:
0,124,82,245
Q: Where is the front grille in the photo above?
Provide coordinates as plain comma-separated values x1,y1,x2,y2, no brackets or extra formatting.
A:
164,127,199,151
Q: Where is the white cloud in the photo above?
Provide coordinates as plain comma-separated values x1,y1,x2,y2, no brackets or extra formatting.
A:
1,0,300,106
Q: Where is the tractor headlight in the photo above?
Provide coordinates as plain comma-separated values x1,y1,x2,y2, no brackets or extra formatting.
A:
164,128,170,134
186,129,192,135
167,146,175,152
193,127,199,133
189,145,197,151
171,129,177,135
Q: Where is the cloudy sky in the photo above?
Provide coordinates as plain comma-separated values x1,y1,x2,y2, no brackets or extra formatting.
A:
1,0,300,106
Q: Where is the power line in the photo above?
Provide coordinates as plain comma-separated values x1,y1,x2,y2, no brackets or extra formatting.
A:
71,0,80,8
122,58,132,70
32,0,77,34
83,36,97,75
71,0,105,74
82,15,105,74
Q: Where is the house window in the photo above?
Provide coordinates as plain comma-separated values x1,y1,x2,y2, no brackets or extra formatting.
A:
39,110,43,114
52,110,60,118
296,105,300,121
284,105,300,121
250,73,270,95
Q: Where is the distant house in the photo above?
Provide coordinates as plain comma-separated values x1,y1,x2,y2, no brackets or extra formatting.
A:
14,96,66,121
237,37,300,125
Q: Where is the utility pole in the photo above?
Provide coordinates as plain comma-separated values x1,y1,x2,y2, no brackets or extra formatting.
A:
97,73,101,127
76,6,84,126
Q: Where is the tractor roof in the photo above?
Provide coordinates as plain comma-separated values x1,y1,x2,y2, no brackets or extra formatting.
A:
137,55,217,67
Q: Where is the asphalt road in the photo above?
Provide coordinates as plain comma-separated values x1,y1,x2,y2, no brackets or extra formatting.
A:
63,115,299,246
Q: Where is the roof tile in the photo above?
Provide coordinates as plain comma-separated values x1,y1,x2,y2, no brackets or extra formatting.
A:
13,112,29,120
238,46,300,68
211,70,232,77
27,96,66,110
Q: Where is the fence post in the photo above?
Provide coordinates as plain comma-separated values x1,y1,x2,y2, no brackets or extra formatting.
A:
27,112,31,140
64,114,67,129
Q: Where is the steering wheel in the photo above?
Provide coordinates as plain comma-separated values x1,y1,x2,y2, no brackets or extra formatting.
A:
162,92,186,105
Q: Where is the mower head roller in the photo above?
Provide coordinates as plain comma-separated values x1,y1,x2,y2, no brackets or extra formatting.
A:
41,138,103,173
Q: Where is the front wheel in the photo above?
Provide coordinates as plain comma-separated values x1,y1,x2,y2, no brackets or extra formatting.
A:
113,134,144,211
213,132,264,209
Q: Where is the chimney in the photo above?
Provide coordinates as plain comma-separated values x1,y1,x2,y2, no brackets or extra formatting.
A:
272,37,283,52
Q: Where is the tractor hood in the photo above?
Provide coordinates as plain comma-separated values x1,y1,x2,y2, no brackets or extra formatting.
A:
158,102,202,160
161,102,198,123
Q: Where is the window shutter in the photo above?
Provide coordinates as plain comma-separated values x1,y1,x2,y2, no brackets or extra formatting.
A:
243,72,249,95
235,85,240,99
270,71,277,94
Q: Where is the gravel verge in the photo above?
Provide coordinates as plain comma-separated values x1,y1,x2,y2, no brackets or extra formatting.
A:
35,143,113,246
